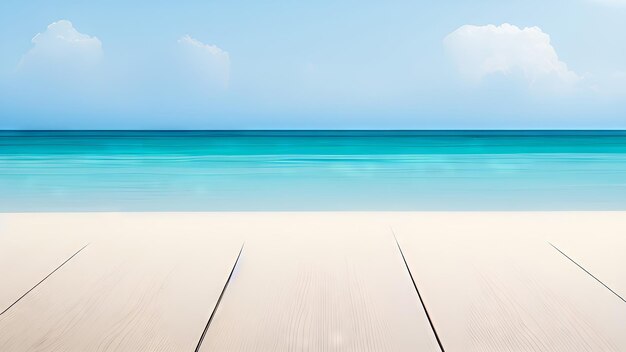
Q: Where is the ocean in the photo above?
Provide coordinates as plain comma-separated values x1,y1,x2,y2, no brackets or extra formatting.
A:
1,130,626,211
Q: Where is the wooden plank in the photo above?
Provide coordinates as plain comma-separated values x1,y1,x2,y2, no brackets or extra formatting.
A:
0,213,92,315
199,213,441,352
392,212,626,352
546,212,626,301
0,213,244,352
2,211,623,351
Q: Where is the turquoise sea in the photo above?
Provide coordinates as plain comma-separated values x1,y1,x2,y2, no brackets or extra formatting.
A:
2,131,626,211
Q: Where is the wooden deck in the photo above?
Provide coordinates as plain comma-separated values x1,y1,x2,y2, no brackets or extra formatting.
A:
0,212,624,351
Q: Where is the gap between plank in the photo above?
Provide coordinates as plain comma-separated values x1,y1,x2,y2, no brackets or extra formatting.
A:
548,242,625,303
391,228,446,352
195,243,245,352
0,243,90,316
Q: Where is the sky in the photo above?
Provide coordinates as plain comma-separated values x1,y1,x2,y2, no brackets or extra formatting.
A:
1,0,626,129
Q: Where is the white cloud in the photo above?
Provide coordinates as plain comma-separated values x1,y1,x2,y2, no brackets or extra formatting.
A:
443,23,579,89
19,20,103,74
177,35,230,88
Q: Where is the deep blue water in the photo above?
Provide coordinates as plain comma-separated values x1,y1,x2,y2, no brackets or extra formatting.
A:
2,130,626,211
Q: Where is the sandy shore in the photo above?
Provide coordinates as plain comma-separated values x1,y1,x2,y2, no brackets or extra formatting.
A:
0,212,624,351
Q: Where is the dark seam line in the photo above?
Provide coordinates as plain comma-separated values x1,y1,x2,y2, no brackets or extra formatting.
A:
549,242,625,303
0,243,90,316
392,229,446,352
195,243,245,352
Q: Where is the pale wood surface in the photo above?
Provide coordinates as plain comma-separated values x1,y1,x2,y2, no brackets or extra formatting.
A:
0,213,92,315
0,213,244,352
0,212,624,352
199,214,441,352
545,212,626,301
392,212,626,352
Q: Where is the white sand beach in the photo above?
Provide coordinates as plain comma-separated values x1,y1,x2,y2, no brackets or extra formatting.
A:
0,212,624,351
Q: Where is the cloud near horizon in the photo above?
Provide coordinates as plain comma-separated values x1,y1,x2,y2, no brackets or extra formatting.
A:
177,35,230,89
18,20,103,76
444,23,580,91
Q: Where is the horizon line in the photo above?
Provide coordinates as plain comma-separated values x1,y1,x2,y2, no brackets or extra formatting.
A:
2,129,626,132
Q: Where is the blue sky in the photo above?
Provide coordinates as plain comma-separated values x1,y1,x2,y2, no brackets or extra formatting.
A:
1,0,626,129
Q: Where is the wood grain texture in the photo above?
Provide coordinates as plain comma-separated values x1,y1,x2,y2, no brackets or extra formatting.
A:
1,212,624,352
199,213,441,352
391,212,626,352
545,212,626,301
0,213,92,315
0,213,244,352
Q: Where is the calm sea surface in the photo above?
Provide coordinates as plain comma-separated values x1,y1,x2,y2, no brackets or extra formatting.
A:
2,130,626,211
